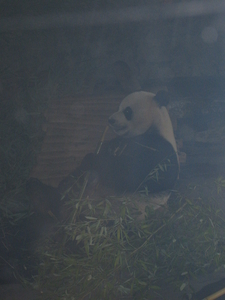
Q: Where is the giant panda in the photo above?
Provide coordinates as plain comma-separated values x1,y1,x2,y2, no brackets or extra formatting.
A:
59,91,179,195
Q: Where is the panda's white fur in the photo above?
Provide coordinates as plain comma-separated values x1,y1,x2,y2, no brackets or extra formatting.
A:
109,91,178,155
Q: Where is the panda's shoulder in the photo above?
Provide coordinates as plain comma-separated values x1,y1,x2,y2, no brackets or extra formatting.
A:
153,90,171,107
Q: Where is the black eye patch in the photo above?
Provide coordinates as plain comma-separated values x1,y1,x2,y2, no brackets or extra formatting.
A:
123,106,133,121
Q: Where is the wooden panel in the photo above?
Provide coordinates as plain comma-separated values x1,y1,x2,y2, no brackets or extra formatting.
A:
31,94,125,187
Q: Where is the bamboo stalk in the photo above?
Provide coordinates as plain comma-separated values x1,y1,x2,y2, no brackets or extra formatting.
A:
203,287,225,300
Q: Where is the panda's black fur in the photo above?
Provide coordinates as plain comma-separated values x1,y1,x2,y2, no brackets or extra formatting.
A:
59,91,179,195
78,133,178,193
153,90,171,107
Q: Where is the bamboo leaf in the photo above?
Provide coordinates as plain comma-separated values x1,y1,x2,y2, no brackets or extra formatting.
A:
114,252,121,267
76,235,83,241
84,241,89,257
85,216,97,220
117,228,121,242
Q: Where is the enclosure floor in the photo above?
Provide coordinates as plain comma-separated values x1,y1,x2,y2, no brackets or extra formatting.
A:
0,284,39,300
0,283,183,300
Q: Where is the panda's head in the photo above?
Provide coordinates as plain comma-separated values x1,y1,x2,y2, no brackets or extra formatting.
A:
108,91,160,138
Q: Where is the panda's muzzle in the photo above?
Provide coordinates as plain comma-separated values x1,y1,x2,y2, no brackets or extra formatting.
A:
108,117,124,130
108,117,116,126
108,116,128,135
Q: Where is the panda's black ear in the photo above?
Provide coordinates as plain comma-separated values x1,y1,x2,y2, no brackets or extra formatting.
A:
154,90,171,107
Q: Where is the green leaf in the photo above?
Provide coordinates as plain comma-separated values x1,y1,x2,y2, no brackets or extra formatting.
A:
85,216,97,220
138,280,147,286
114,252,121,267
117,228,121,242
76,234,83,241
84,240,89,257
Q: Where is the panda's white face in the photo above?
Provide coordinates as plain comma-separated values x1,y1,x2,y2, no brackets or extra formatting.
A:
108,91,157,138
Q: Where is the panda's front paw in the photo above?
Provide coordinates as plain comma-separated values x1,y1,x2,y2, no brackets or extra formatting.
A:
80,153,95,171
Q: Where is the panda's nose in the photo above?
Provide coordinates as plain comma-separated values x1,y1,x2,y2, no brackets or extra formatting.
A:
108,117,115,125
